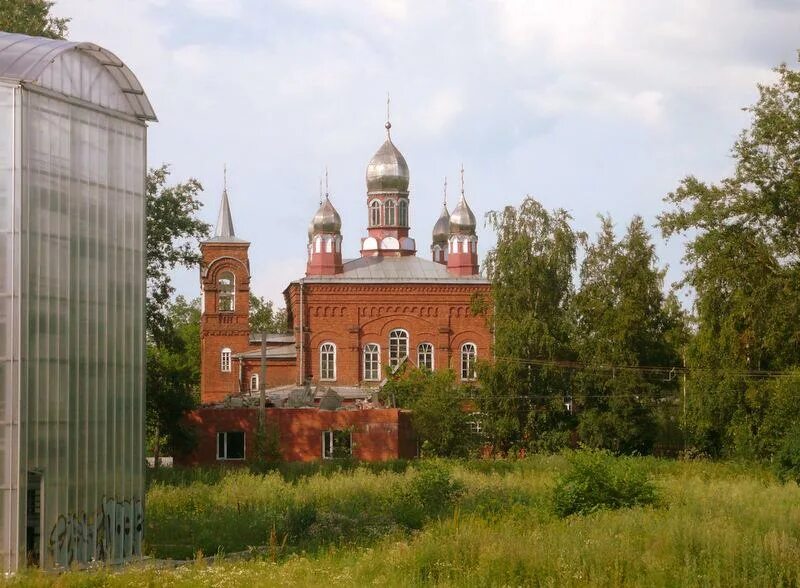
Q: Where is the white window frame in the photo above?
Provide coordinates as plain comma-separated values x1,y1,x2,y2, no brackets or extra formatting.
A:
218,271,235,312
250,373,259,392
417,342,434,370
369,199,381,227
385,199,396,226
216,431,246,460
320,342,336,381
461,342,477,380
363,343,380,381
221,347,232,373
398,198,408,226
389,329,409,369
322,430,352,459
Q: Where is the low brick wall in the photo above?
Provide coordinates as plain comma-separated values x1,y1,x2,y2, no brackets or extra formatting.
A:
175,407,417,465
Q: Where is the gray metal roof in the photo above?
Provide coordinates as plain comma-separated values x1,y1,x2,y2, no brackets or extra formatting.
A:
298,255,489,284
0,32,156,121
236,343,297,360
249,333,295,344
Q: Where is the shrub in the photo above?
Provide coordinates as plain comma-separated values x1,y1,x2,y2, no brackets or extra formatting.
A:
552,448,658,517
391,463,464,528
774,425,800,484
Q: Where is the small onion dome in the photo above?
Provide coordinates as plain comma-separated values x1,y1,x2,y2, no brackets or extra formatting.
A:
310,196,342,235
366,123,410,193
449,194,477,235
432,204,450,244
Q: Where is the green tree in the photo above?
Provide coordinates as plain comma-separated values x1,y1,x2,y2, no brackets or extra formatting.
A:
572,216,685,454
476,197,583,453
146,296,201,465
660,63,800,457
147,165,210,346
0,0,69,39
380,368,473,457
249,294,288,334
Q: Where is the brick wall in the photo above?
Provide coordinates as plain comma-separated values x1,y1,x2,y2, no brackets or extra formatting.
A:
286,281,492,386
175,407,417,465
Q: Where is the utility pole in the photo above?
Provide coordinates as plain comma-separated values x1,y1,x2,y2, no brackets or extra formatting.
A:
259,332,267,421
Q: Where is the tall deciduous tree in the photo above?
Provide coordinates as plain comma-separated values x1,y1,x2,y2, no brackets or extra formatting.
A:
147,165,210,346
476,197,583,453
146,296,201,464
573,215,685,454
660,63,800,457
0,0,69,39
249,294,288,334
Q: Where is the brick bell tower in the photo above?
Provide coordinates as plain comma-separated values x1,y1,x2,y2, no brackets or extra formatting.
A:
447,166,480,276
360,114,416,257
200,175,251,404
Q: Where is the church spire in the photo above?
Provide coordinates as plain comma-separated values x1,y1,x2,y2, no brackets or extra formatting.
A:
214,165,236,239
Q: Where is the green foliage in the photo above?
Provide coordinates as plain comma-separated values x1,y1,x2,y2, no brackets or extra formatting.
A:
572,216,686,454
146,165,210,346
380,368,474,457
390,462,464,529
249,294,288,334
146,296,201,460
552,448,659,517
477,197,583,452
0,0,69,39
660,63,800,457
774,424,800,484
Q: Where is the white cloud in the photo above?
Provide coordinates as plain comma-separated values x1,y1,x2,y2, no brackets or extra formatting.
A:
183,0,243,19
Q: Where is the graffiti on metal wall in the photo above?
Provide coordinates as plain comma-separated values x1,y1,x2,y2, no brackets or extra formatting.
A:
48,497,143,567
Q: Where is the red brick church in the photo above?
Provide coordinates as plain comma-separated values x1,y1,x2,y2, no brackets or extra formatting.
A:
177,119,491,464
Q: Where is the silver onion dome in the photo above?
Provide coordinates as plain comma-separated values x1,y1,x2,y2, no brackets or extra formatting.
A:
310,196,342,235
432,204,450,244
366,122,410,193
449,194,477,235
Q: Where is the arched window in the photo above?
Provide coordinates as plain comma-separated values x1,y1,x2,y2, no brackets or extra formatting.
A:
385,199,396,226
389,329,408,369
370,200,381,227
461,343,477,380
218,271,235,311
250,373,259,392
417,343,433,370
398,199,408,226
320,342,336,380
363,343,380,381
220,348,232,373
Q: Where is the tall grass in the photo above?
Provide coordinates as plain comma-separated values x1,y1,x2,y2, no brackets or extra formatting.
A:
9,456,800,587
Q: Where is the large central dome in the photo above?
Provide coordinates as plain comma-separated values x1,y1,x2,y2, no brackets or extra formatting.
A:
366,122,410,193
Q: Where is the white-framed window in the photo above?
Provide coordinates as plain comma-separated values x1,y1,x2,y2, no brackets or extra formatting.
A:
461,342,477,380
363,343,380,381
320,342,336,380
467,413,483,435
218,271,235,312
417,342,434,370
398,199,408,226
389,329,408,369
220,348,232,373
250,373,259,392
385,199,396,225
322,430,352,459
369,199,381,227
217,431,245,460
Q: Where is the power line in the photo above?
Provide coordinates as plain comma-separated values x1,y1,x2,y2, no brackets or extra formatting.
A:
492,355,800,379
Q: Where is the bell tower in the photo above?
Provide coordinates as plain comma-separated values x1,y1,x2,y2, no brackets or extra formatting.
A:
447,167,480,276
361,102,416,257
199,173,251,404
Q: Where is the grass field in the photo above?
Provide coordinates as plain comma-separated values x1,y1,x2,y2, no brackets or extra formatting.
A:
8,455,800,587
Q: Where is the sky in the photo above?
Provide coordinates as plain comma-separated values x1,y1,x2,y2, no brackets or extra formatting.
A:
55,0,800,308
